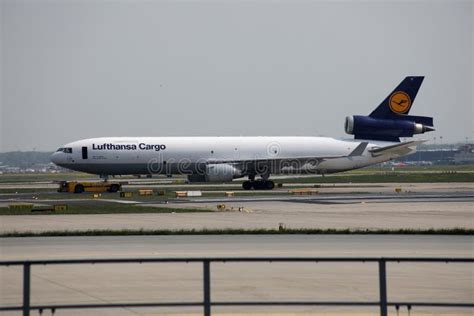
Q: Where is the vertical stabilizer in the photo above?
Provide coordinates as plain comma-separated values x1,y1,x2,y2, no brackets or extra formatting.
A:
369,76,424,119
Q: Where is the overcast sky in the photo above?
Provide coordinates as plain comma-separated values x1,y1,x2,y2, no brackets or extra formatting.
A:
1,0,472,152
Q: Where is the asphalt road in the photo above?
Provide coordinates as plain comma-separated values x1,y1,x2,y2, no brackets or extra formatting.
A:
1,234,471,259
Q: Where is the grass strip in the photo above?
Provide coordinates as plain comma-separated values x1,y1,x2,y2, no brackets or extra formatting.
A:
0,204,210,215
1,227,472,238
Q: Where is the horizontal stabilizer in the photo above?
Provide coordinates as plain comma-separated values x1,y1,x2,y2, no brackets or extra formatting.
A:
349,142,368,157
369,140,425,157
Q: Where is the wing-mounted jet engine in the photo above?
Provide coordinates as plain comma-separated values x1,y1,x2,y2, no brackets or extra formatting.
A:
187,164,242,183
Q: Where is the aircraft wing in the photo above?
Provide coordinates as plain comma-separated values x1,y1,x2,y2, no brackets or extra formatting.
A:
207,142,369,173
369,140,425,157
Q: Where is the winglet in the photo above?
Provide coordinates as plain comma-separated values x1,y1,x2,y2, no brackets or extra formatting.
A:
349,142,368,157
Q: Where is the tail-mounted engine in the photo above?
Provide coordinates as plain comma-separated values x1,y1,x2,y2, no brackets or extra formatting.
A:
345,115,434,142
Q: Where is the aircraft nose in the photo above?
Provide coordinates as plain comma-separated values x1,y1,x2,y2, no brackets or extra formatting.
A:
51,152,62,165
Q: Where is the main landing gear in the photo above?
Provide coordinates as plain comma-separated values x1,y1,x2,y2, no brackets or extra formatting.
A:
242,180,275,190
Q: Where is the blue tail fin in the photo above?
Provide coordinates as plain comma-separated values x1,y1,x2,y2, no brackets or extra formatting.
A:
370,76,424,119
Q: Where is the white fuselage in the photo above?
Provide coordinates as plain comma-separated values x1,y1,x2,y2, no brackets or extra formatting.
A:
51,136,410,179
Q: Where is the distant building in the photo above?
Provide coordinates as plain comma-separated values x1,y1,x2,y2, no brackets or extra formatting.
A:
395,143,473,165
454,144,474,164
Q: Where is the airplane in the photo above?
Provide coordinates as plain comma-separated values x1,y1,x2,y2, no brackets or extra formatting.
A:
51,76,435,190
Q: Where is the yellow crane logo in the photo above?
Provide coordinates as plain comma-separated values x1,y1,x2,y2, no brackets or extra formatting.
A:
389,91,412,114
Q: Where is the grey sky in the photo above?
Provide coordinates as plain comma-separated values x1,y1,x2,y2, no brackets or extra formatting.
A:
1,0,472,152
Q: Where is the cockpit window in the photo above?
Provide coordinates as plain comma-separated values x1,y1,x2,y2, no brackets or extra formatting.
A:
56,147,72,154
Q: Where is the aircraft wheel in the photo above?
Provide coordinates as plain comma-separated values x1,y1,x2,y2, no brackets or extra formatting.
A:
253,181,263,190
74,184,85,194
265,180,275,190
242,181,253,190
108,184,120,193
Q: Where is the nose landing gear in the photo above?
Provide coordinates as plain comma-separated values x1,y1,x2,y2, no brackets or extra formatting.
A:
242,180,275,190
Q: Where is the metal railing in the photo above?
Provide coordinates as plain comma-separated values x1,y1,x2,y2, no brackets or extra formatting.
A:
0,257,472,316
